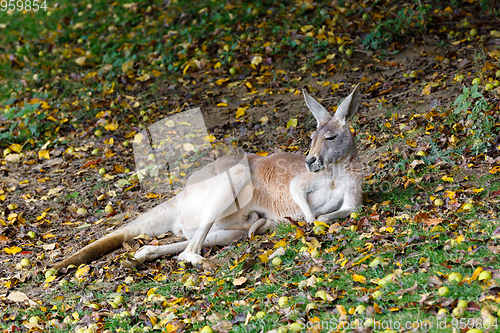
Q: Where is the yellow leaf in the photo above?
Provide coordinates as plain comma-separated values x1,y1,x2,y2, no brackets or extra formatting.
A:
236,108,246,119
147,287,158,297
217,103,228,107
216,78,229,85
489,49,500,58
471,267,483,280
137,73,151,82
4,246,22,254
134,133,144,144
121,59,134,73
313,221,329,228
0,195,5,201
406,139,417,147
38,150,50,160
214,62,222,69
300,25,313,33
295,228,305,239
258,253,269,263
422,84,432,95
75,265,90,278
117,284,129,293
251,55,262,66
75,56,86,66
336,304,347,316
256,151,268,156
274,239,287,248
245,82,253,90
352,274,366,283
489,166,500,174
9,144,22,153
441,175,453,182
182,64,190,75
105,121,118,131
105,150,115,158
204,135,216,142
104,82,115,95
151,69,161,77
354,254,373,266
45,275,57,283
331,83,341,92
491,30,500,38
315,58,328,64
287,118,297,128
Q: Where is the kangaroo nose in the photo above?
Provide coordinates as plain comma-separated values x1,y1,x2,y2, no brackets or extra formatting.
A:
306,156,317,167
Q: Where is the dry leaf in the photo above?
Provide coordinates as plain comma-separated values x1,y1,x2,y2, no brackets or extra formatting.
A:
233,277,247,286
75,56,86,66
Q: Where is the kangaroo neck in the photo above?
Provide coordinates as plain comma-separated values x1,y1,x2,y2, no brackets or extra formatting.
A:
326,151,358,176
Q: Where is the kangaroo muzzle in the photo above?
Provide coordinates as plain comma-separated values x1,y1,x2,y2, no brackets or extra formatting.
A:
306,155,323,172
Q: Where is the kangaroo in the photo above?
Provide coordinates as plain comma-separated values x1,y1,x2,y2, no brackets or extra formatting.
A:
53,84,362,270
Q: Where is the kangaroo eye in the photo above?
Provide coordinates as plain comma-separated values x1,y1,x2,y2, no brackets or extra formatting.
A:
325,135,337,141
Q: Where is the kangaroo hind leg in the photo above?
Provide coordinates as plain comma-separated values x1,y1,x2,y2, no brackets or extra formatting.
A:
126,230,247,267
178,163,250,264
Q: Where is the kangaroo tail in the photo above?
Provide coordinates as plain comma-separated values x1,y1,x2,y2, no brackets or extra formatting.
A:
53,226,136,270
53,198,179,270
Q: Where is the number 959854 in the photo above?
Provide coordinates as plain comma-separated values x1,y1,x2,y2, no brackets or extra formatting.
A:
1,0,48,11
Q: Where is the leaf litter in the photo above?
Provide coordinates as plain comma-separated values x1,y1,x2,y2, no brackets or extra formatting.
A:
1,0,500,332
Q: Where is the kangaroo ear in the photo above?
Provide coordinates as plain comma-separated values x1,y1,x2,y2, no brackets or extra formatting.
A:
303,90,331,126
333,84,361,126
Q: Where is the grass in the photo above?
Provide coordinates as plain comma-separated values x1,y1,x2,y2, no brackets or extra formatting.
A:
2,207,499,331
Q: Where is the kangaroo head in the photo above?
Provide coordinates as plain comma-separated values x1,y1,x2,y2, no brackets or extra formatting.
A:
303,84,360,172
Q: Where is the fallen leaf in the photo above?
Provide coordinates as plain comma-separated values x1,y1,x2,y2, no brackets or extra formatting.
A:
287,118,297,128
233,277,247,286
422,84,432,95
396,281,418,295
75,265,90,278
4,246,22,254
5,154,21,162
488,245,500,254
352,274,366,283
7,291,37,306
236,108,246,119
121,59,134,72
38,150,50,160
75,56,86,66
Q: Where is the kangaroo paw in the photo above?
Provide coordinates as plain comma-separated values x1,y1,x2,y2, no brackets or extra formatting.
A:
178,250,206,265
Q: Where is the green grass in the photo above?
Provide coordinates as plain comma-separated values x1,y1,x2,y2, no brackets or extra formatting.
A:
2,212,499,332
